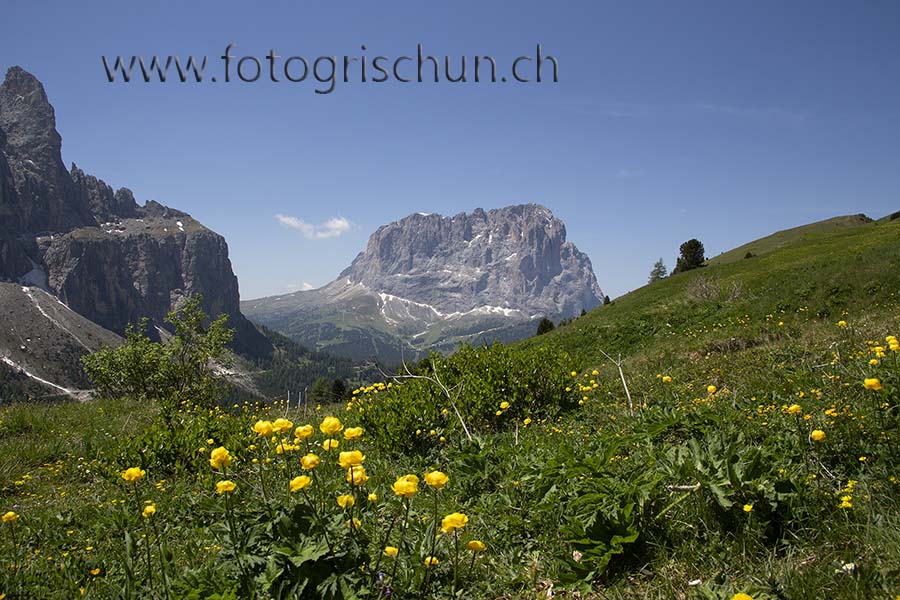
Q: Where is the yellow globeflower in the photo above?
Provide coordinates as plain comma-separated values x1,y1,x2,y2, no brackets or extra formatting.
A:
121,467,146,483
864,378,882,391
424,470,449,489
344,427,363,440
661,376,673,383
743,504,753,513
209,447,233,469
337,494,355,509
732,594,754,600
2,511,19,523
523,417,532,426
141,503,156,518
707,385,717,394
392,474,419,498
810,430,826,442
346,466,369,486
467,540,486,552
294,424,314,439
836,320,847,328
323,439,340,451
368,493,378,503
338,450,366,469
424,556,439,567
252,420,274,437
499,401,510,410
320,416,343,436
301,453,321,470
272,418,294,434
440,512,469,533
216,480,237,494
786,404,802,415
289,475,312,493
383,546,399,558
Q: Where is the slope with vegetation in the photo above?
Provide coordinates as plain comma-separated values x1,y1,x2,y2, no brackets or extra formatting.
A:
1,216,899,599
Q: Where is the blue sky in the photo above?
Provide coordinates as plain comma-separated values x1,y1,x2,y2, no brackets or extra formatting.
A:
2,1,899,300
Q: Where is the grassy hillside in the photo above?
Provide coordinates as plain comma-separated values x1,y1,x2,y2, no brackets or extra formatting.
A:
706,214,875,266
1,217,899,599
521,216,900,364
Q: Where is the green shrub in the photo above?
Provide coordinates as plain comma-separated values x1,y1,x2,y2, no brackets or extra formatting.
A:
356,343,576,454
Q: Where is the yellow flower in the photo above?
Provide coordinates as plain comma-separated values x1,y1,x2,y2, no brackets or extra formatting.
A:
320,416,343,436
252,420,274,437
467,540,486,552
121,467,146,483
836,320,847,328
338,450,366,469
424,556,439,567
368,493,378,503
141,503,156,518
216,480,237,494
347,517,362,530
343,427,363,440
89,567,101,576
864,378,882,391
337,494,355,509
383,546,399,557
346,466,369,485
2,511,19,523
499,401,510,410
392,474,419,498
732,594,754,600
743,504,753,513
661,376,673,383
301,453,321,470
424,470,449,489
523,417,532,426
272,418,294,434
570,371,578,377
289,475,312,492
294,424,314,439
209,447,233,469
440,512,469,533
786,404,802,415
707,385,717,394
323,439,340,451
810,430,826,442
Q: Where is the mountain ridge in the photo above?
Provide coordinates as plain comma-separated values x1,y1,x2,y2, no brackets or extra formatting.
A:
0,66,271,398
243,204,603,362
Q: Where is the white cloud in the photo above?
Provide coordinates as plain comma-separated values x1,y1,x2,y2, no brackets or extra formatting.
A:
286,282,316,291
276,215,351,239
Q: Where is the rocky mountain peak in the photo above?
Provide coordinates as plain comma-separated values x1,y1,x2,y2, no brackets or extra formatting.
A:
341,203,602,317
0,66,271,364
0,66,95,232
243,203,604,362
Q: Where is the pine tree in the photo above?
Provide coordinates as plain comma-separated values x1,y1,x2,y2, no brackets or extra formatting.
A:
648,258,668,283
536,317,555,336
674,239,705,273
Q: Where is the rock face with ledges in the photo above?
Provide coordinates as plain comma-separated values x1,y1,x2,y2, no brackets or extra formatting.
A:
341,205,602,317
0,66,271,397
244,205,603,362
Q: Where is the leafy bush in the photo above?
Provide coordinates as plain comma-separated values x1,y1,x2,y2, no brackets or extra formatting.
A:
83,296,233,426
356,343,576,454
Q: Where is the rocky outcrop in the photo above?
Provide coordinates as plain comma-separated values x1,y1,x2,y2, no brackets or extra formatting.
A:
0,67,95,234
341,204,602,316
244,204,603,362
0,66,271,370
